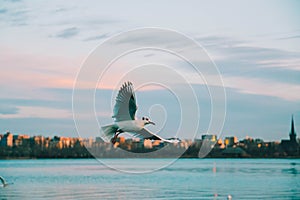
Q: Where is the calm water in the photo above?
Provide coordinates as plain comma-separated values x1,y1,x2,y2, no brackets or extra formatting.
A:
0,159,299,199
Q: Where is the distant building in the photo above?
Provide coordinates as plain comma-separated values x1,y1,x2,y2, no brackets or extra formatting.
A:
118,136,125,144
281,115,299,156
217,138,225,149
131,138,144,149
13,134,30,146
0,132,13,147
201,134,217,142
144,139,152,149
95,137,105,143
224,136,238,147
201,134,218,151
83,137,94,148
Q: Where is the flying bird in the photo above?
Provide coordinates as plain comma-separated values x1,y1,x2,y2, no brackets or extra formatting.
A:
0,176,8,187
101,81,179,144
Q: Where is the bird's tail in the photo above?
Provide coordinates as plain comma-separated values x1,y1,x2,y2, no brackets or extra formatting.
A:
101,124,118,141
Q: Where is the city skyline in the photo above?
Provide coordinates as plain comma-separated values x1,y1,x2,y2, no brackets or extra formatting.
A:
1,114,298,143
0,0,300,140
1,115,298,158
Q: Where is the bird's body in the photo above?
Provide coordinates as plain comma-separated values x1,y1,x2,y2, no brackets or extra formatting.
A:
116,120,144,132
101,81,178,144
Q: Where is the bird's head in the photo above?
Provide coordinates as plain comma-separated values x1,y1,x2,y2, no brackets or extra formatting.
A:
142,116,155,126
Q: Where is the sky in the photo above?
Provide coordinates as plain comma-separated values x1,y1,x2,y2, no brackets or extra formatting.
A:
0,0,300,141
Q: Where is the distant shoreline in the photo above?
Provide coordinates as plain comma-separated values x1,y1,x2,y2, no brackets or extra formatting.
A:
1,129,299,159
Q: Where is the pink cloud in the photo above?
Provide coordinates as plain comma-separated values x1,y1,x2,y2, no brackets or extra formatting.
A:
224,76,300,101
257,59,300,71
0,46,82,89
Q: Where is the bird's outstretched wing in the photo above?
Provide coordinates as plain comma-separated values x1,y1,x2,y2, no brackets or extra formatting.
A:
112,81,137,122
0,176,8,187
134,128,177,143
101,124,118,140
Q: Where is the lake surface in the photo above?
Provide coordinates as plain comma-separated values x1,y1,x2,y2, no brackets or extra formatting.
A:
1,159,299,199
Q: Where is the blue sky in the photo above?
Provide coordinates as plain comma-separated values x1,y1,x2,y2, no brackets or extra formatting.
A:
0,0,300,141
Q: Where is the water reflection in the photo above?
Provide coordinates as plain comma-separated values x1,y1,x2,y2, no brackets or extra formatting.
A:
282,167,298,175
1,159,299,199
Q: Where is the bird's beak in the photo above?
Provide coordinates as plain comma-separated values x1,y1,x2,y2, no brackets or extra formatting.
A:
149,121,155,125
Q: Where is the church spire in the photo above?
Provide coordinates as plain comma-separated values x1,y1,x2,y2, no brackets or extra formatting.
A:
290,115,296,142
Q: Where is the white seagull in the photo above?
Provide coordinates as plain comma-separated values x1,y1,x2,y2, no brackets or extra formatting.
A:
0,176,8,187
101,81,179,144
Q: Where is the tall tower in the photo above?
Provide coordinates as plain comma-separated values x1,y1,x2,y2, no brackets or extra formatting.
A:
290,115,296,142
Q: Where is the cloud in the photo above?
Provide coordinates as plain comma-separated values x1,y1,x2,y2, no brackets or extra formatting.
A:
212,43,299,63
224,76,300,102
192,36,300,95
0,8,8,14
196,35,245,48
3,0,22,2
0,97,70,110
55,27,79,38
257,59,300,71
0,106,72,119
183,69,300,102
53,7,68,13
143,53,155,57
0,117,78,137
196,35,300,70
0,5,29,26
0,105,19,115
112,29,194,50
278,35,300,40
83,33,110,41
0,46,81,98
